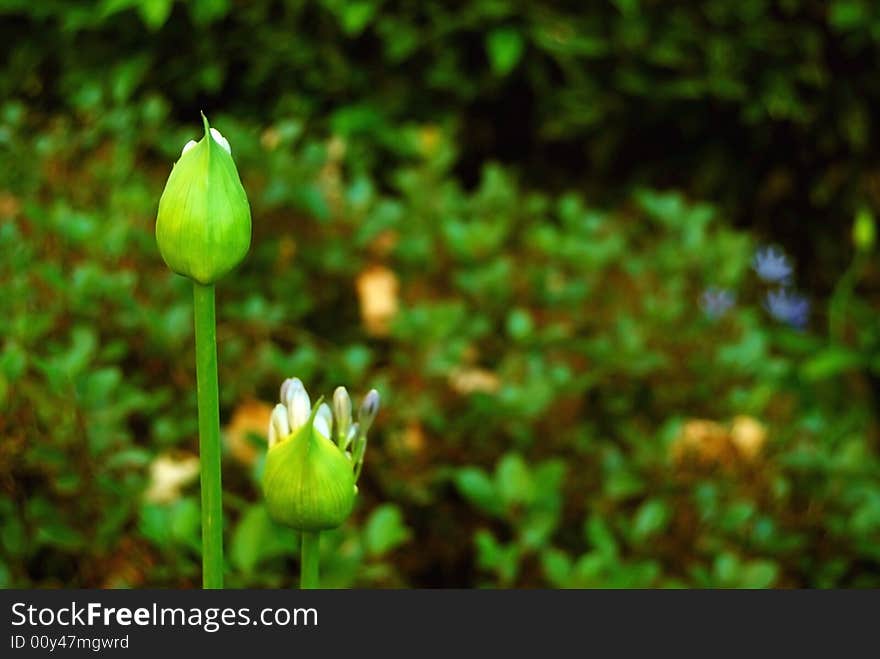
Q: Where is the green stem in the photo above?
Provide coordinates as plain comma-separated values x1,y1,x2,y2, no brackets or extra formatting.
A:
193,282,224,589
300,532,320,589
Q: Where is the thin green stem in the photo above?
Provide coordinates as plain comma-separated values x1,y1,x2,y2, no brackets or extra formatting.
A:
300,531,320,589
193,282,224,589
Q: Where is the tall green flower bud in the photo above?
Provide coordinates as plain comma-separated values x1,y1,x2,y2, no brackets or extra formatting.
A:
156,113,251,284
264,378,380,531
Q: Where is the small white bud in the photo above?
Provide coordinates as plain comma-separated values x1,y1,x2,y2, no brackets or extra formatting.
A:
181,139,197,156
269,403,290,449
287,379,311,432
280,377,297,405
333,386,352,446
315,403,332,439
358,389,380,434
210,127,231,154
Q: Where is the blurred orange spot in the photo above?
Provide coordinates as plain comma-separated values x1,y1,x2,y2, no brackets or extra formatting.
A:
356,264,399,337
730,415,767,460
671,416,768,468
225,399,273,466
402,422,426,453
671,420,729,466
0,192,21,217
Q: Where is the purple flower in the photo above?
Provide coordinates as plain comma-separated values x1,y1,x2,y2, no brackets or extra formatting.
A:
700,287,736,319
753,246,793,284
764,288,810,329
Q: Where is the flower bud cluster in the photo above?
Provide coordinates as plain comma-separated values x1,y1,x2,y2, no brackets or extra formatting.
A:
264,378,380,531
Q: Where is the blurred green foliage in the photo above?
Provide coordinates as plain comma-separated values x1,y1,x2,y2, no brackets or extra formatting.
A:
1,1,879,588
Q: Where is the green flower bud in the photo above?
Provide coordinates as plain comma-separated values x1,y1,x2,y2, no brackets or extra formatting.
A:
263,379,381,531
156,113,251,284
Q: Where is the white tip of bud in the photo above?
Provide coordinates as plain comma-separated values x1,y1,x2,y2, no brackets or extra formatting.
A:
286,379,311,432
279,377,295,405
181,140,197,156
210,127,231,154
269,403,290,449
315,403,332,439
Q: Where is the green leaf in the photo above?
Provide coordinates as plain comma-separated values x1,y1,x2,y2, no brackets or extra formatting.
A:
495,453,534,507
632,499,671,541
189,0,230,25
829,1,868,31
520,510,559,550
340,1,376,35
138,0,174,30
584,515,619,559
168,498,201,552
139,498,201,552
506,308,534,340
486,28,525,76
541,548,572,587
455,467,502,516
475,529,519,584
363,504,412,557
740,560,779,588
800,347,863,381
231,504,298,574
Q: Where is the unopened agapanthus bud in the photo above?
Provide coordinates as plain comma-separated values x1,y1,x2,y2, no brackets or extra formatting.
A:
156,113,251,284
332,386,352,448
285,378,311,432
268,403,289,449
358,389,380,434
314,402,333,439
352,389,380,481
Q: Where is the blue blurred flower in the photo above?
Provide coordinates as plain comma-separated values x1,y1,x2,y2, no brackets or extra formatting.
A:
753,246,793,283
764,288,810,328
700,287,736,319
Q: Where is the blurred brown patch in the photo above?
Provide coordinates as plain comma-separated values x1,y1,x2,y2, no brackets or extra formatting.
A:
389,421,427,458
448,367,501,394
671,416,767,467
320,135,346,215
100,538,154,588
0,192,21,217
225,399,273,466
356,264,400,337
370,229,399,257
276,234,297,269
261,126,281,151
